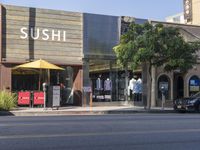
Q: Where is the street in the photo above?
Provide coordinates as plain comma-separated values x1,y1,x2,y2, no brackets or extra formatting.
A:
0,114,200,150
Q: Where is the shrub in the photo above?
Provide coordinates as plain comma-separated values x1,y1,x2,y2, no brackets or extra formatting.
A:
0,90,17,111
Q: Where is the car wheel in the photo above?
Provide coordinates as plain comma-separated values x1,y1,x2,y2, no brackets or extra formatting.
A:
198,105,200,113
195,104,200,113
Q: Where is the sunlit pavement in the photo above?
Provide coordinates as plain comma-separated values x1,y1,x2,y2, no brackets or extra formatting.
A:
0,106,175,116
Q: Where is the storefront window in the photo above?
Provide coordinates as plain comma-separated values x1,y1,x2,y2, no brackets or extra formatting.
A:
89,60,125,102
51,66,76,106
89,59,142,102
12,74,38,91
189,75,200,96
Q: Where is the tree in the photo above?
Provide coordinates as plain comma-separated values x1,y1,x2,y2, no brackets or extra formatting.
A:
113,23,143,101
114,22,200,109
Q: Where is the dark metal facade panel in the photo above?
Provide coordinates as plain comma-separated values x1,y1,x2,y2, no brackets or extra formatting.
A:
83,13,120,59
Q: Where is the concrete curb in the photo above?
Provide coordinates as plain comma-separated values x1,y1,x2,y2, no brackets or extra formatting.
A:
0,109,176,116
106,110,176,114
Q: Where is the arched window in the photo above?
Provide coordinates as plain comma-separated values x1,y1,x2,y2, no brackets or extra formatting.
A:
189,75,200,96
157,75,170,100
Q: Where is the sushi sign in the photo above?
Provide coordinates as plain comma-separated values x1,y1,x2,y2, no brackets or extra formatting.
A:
20,27,67,42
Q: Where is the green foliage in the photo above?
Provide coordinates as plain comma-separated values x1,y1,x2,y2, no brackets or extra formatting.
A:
114,22,200,73
0,90,17,111
113,22,143,67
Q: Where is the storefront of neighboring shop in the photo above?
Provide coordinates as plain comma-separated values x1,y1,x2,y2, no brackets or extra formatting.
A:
82,15,147,106
148,21,200,107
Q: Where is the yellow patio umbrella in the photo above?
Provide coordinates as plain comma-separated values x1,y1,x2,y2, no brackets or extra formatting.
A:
13,59,64,90
12,68,39,75
13,59,64,70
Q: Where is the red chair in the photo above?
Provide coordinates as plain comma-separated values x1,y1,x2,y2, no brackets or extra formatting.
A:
33,92,44,105
18,91,31,106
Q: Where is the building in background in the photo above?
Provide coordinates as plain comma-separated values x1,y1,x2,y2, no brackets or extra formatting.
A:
184,0,200,25
166,0,200,25
166,13,185,24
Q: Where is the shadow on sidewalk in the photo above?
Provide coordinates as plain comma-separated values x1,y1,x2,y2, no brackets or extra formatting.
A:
0,110,15,116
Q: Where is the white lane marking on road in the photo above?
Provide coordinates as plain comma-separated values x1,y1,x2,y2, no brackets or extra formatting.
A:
1,119,200,127
0,128,200,139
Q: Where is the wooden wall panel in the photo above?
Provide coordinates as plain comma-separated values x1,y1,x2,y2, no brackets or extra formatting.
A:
5,5,81,16
5,57,82,65
6,11,82,21
0,64,11,91
2,4,83,65
4,40,82,48
4,25,82,33
4,35,82,45
5,16,82,26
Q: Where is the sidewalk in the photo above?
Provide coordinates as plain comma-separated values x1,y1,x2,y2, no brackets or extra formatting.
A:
0,106,175,116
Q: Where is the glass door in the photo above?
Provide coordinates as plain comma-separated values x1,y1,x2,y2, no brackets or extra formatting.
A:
60,66,74,105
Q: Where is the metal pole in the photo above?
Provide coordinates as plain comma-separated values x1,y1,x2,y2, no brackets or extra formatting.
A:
39,69,41,91
161,93,165,110
43,83,47,109
44,91,46,109
89,92,93,112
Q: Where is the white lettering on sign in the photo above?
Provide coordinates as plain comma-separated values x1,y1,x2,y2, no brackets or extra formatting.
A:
20,27,28,39
42,29,49,40
31,28,39,40
20,27,67,42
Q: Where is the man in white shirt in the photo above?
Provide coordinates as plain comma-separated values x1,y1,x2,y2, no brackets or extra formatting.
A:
134,78,142,101
129,77,136,100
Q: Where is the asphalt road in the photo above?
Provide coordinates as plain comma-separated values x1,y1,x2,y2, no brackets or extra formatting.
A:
0,114,200,150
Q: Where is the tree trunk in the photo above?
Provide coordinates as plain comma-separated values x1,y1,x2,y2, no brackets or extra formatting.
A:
125,64,128,101
151,66,156,107
147,64,152,110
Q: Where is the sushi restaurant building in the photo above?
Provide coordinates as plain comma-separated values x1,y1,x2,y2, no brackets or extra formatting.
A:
1,4,200,107
0,4,84,106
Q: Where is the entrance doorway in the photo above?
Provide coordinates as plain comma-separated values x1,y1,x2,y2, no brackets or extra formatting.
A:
174,75,184,99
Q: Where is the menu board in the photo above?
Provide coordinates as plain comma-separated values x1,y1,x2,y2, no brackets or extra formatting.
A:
52,86,60,107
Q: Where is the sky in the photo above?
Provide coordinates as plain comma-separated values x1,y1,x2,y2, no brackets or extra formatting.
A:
1,0,183,21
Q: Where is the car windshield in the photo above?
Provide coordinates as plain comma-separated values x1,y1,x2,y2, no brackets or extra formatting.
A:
190,92,200,98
